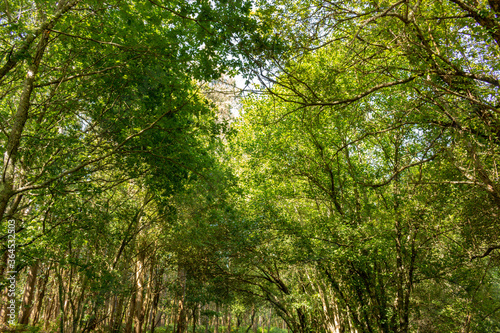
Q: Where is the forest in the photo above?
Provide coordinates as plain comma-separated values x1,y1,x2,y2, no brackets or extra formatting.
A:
0,0,499,332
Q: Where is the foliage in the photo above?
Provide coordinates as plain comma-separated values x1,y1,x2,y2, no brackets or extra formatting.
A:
1,0,500,333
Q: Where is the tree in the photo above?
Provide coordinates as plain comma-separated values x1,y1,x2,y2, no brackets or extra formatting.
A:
230,0,500,331
0,0,270,330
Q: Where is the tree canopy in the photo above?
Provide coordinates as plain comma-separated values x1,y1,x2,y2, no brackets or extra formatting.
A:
1,0,500,333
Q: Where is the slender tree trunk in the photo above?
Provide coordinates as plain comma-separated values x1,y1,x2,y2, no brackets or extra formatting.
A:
125,290,137,333
172,299,177,333
32,264,50,324
236,314,241,331
71,275,88,333
215,303,220,333
149,290,160,333
143,259,157,333
176,266,187,333
392,136,411,333
0,8,52,223
192,305,198,333
134,252,146,333
267,308,272,333
109,296,117,332
204,304,210,333
44,288,57,330
55,267,66,333
18,260,40,324
252,315,259,333
149,276,164,333
113,296,124,332
245,305,256,333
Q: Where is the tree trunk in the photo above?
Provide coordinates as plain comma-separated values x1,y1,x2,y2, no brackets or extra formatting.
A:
204,304,210,333
176,266,187,333
125,291,137,333
149,289,161,333
134,252,146,333
32,264,50,324
215,303,220,333
55,267,66,333
18,260,40,325
44,289,57,330
71,275,88,333
192,305,198,333
0,7,53,223
245,305,256,333
267,308,272,333
110,295,124,333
